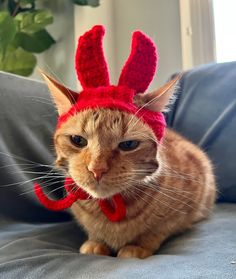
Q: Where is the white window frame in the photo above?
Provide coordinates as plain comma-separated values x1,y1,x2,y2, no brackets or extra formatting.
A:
179,0,216,70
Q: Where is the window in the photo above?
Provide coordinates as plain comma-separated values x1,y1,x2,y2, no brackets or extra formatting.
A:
213,0,236,63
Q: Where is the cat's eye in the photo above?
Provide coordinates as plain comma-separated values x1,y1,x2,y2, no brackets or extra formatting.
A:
70,135,88,148
118,140,140,151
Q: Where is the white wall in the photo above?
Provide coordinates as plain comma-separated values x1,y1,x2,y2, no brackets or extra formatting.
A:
31,0,77,90
74,0,182,90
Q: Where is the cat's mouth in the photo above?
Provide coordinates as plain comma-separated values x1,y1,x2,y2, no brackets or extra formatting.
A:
84,185,122,199
71,177,120,199
71,176,153,200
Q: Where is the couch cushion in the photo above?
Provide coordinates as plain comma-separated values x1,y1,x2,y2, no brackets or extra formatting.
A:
0,204,235,279
167,62,236,202
0,71,70,222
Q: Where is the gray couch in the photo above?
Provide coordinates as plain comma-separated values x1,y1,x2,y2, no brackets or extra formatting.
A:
0,62,235,278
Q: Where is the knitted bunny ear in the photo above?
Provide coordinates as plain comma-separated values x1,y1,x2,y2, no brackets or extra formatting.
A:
75,25,110,89
118,31,157,93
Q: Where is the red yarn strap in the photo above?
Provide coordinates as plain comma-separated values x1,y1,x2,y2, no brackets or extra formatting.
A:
34,178,90,211
118,31,157,93
34,183,77,211
34,178,126,222
99,194,126,222
75,25,110,89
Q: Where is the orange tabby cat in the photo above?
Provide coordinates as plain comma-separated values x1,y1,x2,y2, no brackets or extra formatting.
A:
43,74,216,259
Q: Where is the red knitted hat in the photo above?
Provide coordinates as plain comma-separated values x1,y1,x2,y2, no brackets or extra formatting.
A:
34,25,166,222
58,25,166,141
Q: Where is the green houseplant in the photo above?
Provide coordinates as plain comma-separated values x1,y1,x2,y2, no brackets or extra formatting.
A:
0,0,99,76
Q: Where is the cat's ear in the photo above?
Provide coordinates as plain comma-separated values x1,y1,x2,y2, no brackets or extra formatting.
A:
135,74,181,112
40,71,78,115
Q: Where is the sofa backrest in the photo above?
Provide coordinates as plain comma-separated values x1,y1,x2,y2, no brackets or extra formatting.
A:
167,62,236,202
0,63,235,222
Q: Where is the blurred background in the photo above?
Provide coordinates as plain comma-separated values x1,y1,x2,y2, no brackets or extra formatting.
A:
0,0,235,91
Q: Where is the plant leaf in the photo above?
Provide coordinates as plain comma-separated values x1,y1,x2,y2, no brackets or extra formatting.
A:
15,29,55,53
0,11,17,55
19,0,35,9
19,0,35,4
0,47,36,76
14,10,53,33
73,0,100,7
34,10,53,26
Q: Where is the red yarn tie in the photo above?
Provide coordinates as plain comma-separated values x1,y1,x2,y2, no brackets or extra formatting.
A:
34,177,126,222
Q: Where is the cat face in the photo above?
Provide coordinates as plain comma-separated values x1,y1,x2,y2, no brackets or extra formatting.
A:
41,72,180,198
54,108,158,199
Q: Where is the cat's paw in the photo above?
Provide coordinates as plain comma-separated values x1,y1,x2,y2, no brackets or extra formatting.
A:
80,240,110,256
117,245,152,259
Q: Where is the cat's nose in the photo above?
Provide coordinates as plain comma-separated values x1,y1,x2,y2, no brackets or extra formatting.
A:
88,167,108,182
